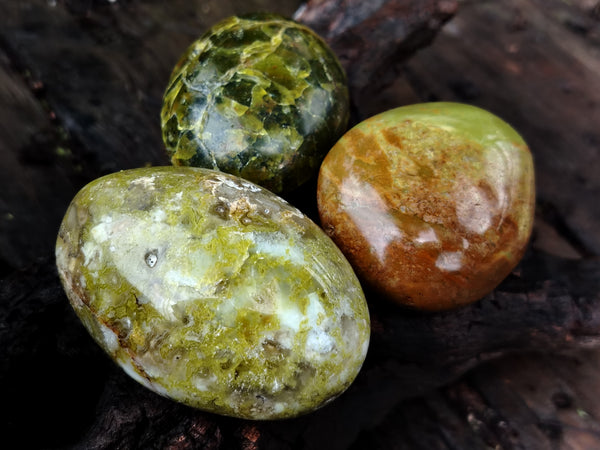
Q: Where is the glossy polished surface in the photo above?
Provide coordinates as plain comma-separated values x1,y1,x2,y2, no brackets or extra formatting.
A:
317,103,535,310
56,167,369,419
161,13,349,194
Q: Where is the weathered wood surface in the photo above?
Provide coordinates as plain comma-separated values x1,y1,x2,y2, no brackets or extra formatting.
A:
1,0,600,448
295,0,459,112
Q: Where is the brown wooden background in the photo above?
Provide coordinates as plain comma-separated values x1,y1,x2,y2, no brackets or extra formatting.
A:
1,0,599,449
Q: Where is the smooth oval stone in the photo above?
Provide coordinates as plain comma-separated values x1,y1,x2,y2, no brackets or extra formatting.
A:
56,167,369,419
160,13,350,194
317,102,535,311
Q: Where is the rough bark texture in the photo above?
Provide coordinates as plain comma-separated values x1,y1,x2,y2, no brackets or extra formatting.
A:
1,0,600,448
294,0,458,111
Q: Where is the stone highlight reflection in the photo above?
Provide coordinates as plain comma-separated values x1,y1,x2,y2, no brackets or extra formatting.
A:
317,102,535,311
56,167,369,419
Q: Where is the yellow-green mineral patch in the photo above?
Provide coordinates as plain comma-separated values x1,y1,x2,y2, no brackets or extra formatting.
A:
56,166,369,419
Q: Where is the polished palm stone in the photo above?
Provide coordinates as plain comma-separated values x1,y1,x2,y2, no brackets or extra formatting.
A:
317,102,535,311
160,13,350,194
56,167,369,419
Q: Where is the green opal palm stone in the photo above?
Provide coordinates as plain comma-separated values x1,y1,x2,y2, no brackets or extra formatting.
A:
160,13,349,194
55,167,369,419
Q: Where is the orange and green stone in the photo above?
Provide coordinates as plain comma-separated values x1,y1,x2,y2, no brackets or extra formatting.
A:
56,167,369,419
160,13,349,194
317,102,535,311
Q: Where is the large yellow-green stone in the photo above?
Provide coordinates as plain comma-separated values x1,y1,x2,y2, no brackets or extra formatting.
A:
56,167,369,419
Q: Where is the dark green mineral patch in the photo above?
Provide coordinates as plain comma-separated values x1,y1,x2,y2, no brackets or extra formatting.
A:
160,13,349,194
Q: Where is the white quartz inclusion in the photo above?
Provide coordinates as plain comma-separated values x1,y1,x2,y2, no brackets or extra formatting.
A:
435,251,463,272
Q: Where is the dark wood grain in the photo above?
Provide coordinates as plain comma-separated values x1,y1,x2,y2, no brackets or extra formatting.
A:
295,0,458,116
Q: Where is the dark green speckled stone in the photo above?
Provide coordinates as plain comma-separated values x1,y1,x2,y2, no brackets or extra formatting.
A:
160,13,350,194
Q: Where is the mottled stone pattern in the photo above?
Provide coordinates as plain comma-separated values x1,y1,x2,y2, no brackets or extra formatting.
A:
56,167,369,419
317,102,535,311
161,13,350,194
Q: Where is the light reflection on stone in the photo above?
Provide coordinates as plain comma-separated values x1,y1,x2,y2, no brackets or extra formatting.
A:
435,251,463,272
